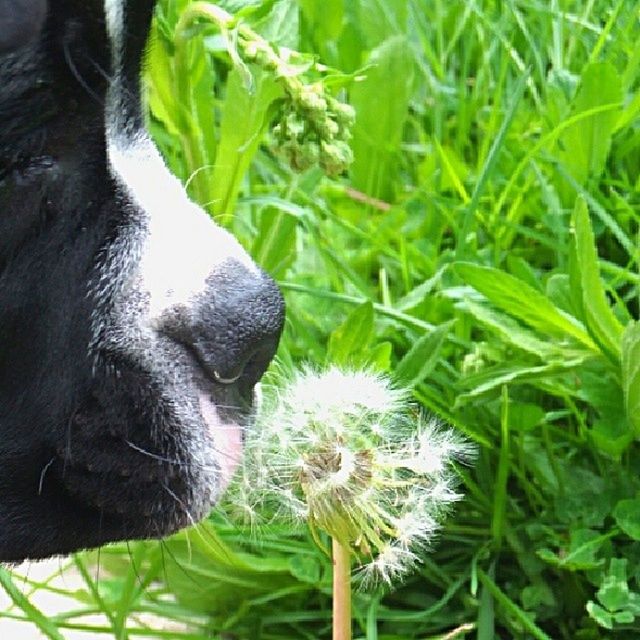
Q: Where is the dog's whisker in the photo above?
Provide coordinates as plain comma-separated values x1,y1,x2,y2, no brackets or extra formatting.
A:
37,457,55,495
161,482,197,528
124,438,241,468
62,35,103,104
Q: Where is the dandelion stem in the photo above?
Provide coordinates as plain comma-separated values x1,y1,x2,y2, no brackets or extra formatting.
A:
332,537,352,640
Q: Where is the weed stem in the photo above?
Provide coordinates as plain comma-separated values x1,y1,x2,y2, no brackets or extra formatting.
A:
332,537,352,640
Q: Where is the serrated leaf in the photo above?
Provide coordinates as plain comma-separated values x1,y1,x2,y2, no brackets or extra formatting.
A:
327,301,375,366
545,274,575,316
393,322,451,389
454,262,596,350
458,358,587,399
396,268,444,312
587,601,614,629
461,299,570,359
622,321,640,436
572,197,623,361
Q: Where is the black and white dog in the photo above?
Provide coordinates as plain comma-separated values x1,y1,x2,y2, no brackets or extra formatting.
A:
0,0,284,561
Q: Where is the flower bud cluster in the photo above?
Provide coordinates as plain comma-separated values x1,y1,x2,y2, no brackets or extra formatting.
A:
272,86,355,177
241,33,355,176
175,2,355,178
224,366,473,587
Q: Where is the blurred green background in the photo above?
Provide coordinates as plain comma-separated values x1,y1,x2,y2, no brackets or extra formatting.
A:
2,0,640,638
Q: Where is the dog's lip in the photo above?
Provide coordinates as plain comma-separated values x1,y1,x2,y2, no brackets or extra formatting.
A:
196,377,244,494
197,389,243,493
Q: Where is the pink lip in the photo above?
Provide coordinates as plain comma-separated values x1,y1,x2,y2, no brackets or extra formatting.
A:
198,391,243,494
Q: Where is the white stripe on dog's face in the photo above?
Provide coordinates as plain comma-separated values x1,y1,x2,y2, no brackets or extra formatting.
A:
105,132,258,319
102,0,258,322
104,0,123,52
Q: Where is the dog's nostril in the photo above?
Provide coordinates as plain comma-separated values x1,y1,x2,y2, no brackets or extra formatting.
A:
194,333,281,392
213,370,242,385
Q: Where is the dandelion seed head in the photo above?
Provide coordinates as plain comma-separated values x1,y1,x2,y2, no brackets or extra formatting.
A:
223,365,474,588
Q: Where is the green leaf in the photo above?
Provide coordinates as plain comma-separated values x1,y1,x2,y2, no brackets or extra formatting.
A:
556,62,622,187
458,359,587,399
454,262,596,349
393,322,451,389
588,558,640,628
253,0,300,48
299,0,344,41
614,498,640,540
589,417,633,459
327,301,375,366
598,572,630,612
210,65,283,217
554,467,610,527
396,269,444,312
368,341,393,371
578,365,634,458
521,583,555,611
572,197,623,361
587,601,614,629
350,36,414,201
537,529,607,571
288,554,321,584
622,321,640,436
0,566,66,640
545,273,576,316
357,0,408,48
477,569,553,640
252,206,298,278
460,299,578,359
614,610,635,624
509,403,545,431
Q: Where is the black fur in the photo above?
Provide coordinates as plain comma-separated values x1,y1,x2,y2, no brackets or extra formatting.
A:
0,0,284,561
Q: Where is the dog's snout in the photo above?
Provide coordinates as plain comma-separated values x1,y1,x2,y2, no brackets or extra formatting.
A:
117,141,285,393
162,260,285,393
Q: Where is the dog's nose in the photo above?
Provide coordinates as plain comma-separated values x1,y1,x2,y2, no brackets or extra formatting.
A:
188,261,285,389
160,259,285,395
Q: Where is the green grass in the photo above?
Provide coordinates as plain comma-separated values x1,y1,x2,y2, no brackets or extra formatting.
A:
3,0,640,638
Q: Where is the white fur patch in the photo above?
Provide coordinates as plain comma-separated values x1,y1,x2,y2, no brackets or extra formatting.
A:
106,132,258,319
